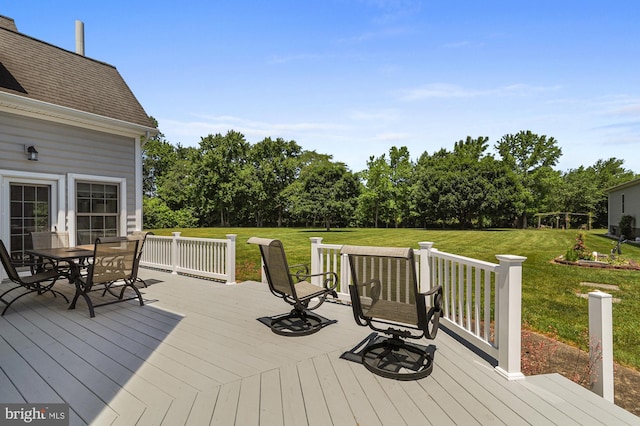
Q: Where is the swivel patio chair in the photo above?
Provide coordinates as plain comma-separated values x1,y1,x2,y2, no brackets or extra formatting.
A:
248,237,339,336
0,239,68,315
341,245,443,380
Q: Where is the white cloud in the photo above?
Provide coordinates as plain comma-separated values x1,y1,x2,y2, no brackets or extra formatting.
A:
397,83,562,101
337,26,413,44
159,115,348,146
398,83,484,100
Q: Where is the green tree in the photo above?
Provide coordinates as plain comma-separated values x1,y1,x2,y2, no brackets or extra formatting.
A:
496,131,562,228
388,146,415,227
558,167,600,219
249,137,303,227
356,146,415,228
156,145,200,212
196,131,251,226
284,158,360,231
142,118,201,228
142,123,177,197
475,155,522,227
356,154,392,227
413,137,519,229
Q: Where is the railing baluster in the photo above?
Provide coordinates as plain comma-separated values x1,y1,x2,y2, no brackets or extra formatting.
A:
141,234,236,283
466,263,472,331
474,265,481,336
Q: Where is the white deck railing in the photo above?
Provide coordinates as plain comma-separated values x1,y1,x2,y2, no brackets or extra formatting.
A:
141,232,236,284
309,237,526,380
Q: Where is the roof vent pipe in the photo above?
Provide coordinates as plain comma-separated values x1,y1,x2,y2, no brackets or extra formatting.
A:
75,20,84,55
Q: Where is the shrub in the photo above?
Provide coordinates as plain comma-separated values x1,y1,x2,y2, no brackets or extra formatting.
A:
565,248,579,262
143,197,198,229
565,232,589,261
619,215,635,239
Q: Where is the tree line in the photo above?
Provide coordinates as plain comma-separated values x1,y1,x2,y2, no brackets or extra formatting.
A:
142,124,637,231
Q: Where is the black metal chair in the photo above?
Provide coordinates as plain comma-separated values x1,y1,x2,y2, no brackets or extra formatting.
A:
341,245,443,380
69,238,142,317
248,237,339,336
0,239,68,315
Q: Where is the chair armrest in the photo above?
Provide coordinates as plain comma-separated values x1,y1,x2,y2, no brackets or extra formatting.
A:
302,271,339,291
289,263,310,280
416,284,443,339
420,284,443,297
348,279,381,326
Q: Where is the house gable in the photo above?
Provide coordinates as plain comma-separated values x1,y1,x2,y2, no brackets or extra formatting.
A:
0,15,155,131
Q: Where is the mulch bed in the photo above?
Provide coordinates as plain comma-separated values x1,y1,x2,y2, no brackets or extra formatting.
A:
553,258,640,270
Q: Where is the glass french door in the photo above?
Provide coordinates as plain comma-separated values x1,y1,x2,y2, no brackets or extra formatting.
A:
9,183,51,262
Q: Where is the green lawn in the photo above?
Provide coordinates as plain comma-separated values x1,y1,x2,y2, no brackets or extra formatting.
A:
149,227,640,370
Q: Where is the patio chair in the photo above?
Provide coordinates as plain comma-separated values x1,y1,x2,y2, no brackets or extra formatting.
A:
127,231,153,287
31,231,69,249
97,232,151,296
341,245,443,380
0,239,68,315
69,238,142,317
247,237,339,336
30,231,70,273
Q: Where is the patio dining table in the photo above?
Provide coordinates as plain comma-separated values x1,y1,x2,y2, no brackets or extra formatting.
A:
25,245,94,311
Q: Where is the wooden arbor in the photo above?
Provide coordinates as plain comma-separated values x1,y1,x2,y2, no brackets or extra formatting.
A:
534,212,592,230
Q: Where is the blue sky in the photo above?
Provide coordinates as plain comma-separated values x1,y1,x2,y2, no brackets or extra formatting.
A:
5,1,640,173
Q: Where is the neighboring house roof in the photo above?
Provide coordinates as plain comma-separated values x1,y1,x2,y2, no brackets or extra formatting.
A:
0,15,155,130
606,177,640,193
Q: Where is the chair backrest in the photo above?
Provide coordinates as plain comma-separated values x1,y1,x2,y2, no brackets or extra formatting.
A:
0,240,22,283
247,237,295,297
127,231,152,256
127,231,152,278
89,239,138,285
342,245,419,325
31,231,69,249
96,236,127,243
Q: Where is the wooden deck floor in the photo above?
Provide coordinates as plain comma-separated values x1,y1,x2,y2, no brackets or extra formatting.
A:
1,269,638,425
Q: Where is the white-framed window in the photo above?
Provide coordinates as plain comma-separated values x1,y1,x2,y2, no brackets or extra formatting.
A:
76,182,119,244
68,174,126,245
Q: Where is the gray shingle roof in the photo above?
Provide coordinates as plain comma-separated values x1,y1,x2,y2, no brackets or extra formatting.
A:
0,17,155,129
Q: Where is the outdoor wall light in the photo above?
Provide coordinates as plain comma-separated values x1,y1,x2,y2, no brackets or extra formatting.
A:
25,145,38,161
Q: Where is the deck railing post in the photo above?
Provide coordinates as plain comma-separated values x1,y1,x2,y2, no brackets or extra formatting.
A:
226,234,237,285
418,242,434,292
310,237,323,285
494,254,527,380
171,231,181,275
340,252,350,297
589,290,614,402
